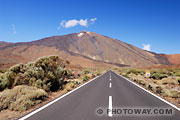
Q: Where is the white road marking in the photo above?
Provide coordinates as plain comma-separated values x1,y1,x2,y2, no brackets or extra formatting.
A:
18,72,106,120
113,71,180,111
109,83,112,88
110,71,111,81
108,96,113,117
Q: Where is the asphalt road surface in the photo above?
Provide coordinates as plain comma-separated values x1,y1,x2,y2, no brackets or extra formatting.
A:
20,71,180,120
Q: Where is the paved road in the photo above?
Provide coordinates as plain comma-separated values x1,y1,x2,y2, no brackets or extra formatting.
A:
20,71,180,120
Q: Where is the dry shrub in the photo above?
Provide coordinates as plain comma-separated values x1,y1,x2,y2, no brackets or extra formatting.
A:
148,83,157,92
161,78,177,85
146,82,179,98
64,82,75,92
170,91,180,98
0,85,47,111
156,86,173,97
155,85,164,94
86,73,95,79
156,77,177,85
136,79,147,86
82,76,90,82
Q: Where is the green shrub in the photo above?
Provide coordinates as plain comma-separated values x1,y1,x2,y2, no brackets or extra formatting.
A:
0,56,69,92
175,72,180,77
83,76,89,82
82,69,91,74
0,77,8,91
150,72,168,80
159,70,173,76
10,63,25,73
127,69,138,75
138,70,145,75
126,69,145,75
122,73,129,78
35,79,43,88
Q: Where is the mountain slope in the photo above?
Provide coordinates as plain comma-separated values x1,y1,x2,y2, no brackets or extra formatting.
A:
0,31,170,69
161,54,180,65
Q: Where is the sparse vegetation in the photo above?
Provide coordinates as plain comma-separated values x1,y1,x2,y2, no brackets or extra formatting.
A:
0,69,6,73
175,72,180,77
83,76,89,82
149,70,168,80
82,69,91,74
126,69,145,75
170,90,180,98
0,85,47,111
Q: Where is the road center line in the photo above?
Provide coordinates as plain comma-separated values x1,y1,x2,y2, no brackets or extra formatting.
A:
109,83,112,88
108,96,113,117
110,72,111,79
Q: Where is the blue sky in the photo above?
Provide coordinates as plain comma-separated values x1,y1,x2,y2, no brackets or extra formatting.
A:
0,0,179,54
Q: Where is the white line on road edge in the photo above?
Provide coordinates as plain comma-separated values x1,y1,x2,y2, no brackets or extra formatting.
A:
113,71,180,111
109,83,112,88
108,96,113,117
19,72,107,120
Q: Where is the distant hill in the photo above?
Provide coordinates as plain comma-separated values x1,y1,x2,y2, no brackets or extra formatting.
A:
161,54,180,65
0,41,12,48
0,31,171,69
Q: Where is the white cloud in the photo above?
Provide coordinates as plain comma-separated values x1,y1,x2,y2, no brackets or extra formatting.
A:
79,19,88,27
58,18,96,29
64,19,79,28
142,44,151,51
90,18,96,22
60,19,87,28
11,24,16,34
57,20,66,30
